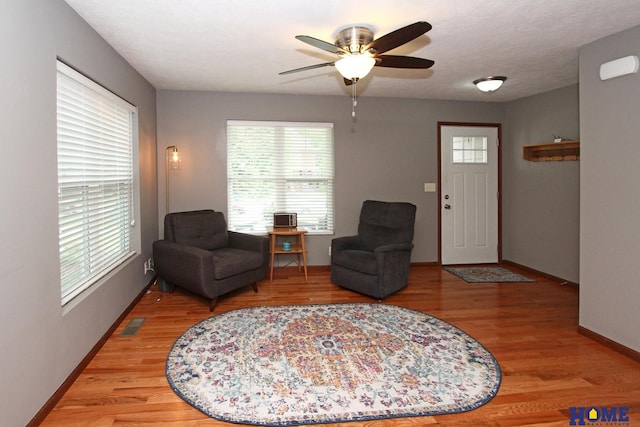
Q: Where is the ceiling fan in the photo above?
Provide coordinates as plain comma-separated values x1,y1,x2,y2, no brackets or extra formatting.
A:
279,21,434,85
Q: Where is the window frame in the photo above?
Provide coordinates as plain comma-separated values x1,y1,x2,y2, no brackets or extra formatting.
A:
56,60,141,307
226,120,335,235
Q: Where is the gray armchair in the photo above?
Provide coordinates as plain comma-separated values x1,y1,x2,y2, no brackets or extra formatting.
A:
153,210,269,311
331,200,416,299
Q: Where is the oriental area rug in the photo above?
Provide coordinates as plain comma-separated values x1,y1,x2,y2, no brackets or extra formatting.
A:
443,266,535,283
166,303,502,425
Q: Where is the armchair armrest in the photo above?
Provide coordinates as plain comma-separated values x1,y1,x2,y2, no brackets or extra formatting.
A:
152,240,215,293
228,231,269,253
331,235,361,252
228,231,270,272
374,242,414,253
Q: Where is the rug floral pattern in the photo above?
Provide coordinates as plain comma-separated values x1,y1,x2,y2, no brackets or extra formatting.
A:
166,303,501,425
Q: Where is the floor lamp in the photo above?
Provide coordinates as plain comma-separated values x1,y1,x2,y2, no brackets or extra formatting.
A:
165,145,181,213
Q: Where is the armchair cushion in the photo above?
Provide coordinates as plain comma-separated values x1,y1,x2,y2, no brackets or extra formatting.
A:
331,249,377,275
211,248,265,279
358,201,416,252
169,210,229,250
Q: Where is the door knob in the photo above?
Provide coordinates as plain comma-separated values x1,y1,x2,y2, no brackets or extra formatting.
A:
444,204,451,209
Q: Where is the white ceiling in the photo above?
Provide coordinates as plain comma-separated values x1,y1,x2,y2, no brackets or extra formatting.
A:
63,0,640,102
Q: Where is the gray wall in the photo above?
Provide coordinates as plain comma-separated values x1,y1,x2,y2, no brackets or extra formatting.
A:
156,90,505,265
0,1,157,425
503,85,580,282
579,25,640,352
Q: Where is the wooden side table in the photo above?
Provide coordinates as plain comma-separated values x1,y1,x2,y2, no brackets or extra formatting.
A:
267,227,308,283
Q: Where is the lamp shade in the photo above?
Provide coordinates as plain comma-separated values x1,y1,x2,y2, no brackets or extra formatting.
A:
167,146,181,170
473,76,507,92
165,145,181,213
335,55,376,80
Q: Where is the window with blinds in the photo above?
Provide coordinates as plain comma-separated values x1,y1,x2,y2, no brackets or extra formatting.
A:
56,61,137,306
227,121,334,235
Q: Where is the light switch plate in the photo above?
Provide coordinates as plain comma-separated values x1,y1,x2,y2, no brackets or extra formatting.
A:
424,183,436,192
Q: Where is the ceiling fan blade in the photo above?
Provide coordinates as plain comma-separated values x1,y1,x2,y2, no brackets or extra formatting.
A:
366,21,432,54
295,35,343,54
375,55,434,69
279,62,335,75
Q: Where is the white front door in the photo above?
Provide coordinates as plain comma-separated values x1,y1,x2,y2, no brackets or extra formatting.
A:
440,124,500,264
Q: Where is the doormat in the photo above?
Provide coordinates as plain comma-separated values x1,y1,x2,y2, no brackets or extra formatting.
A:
166,303,501,425
443,266,534,283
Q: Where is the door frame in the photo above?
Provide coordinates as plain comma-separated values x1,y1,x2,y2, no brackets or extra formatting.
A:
437,122,503,265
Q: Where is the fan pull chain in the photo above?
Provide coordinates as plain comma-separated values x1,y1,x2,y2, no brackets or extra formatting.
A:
352,79,358,118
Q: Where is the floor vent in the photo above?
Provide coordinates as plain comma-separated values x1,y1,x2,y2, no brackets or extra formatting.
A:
120,317,146,336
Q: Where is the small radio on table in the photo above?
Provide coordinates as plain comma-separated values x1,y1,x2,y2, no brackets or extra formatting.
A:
273,212,297,228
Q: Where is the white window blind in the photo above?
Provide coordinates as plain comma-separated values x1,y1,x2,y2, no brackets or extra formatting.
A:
227,120,334,235
56,61,136,306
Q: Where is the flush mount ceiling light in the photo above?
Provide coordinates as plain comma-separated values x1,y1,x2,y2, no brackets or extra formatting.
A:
473,76,507,93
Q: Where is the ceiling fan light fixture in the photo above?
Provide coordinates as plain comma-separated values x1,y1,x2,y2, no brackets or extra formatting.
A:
474,76,507,92
335,55,376,80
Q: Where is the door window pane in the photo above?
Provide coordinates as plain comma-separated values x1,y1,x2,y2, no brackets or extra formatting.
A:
452,136,488,164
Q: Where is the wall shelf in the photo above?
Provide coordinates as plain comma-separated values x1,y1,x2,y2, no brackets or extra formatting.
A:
523,141,580,162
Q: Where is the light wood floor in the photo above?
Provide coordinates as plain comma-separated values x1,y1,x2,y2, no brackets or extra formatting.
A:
40,265,640,426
